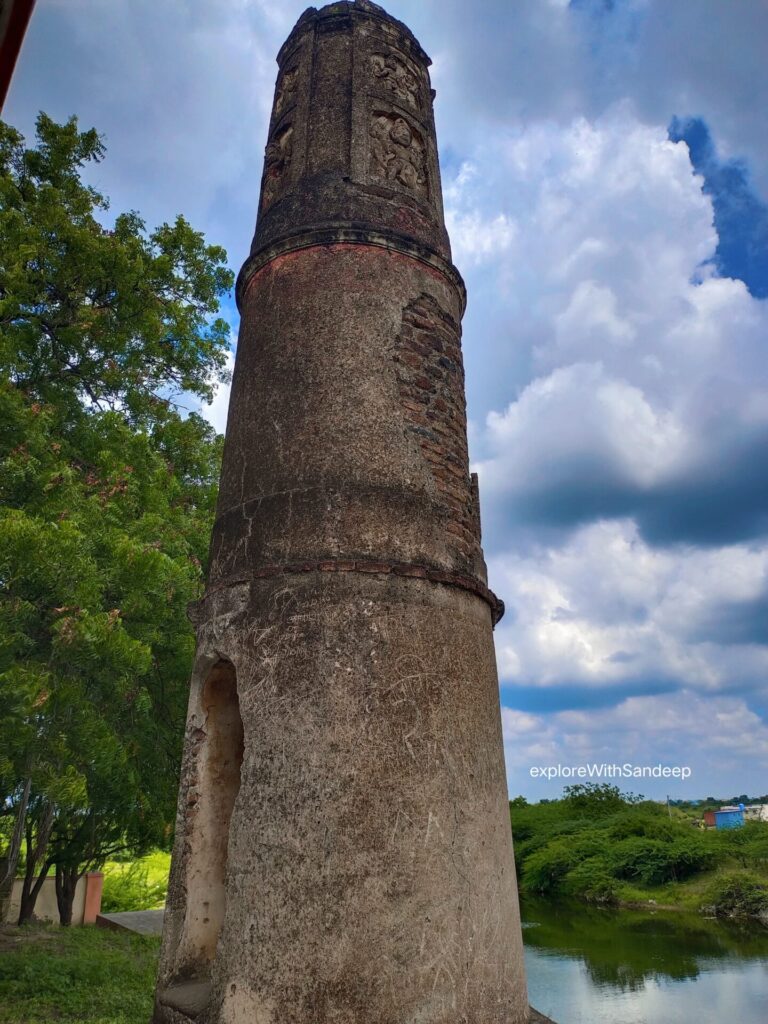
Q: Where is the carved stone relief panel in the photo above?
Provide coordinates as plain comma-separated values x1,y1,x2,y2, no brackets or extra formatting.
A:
273,67,298,118
370,52,420,110
262,124,293,208
369,112,428,199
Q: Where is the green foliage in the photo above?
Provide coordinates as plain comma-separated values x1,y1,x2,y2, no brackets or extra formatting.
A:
521,839,575,895
0,924,159,1023
0,114,232,420
562,861,619,904
101,850,170,913
101,862,167,913
562,783,643,816
510,790,768,917
703,873,768,918
0,113,233,902
713,821,768,868
609,835,716,885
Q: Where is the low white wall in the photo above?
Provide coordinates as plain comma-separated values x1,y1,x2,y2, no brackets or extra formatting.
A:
8,874,87,925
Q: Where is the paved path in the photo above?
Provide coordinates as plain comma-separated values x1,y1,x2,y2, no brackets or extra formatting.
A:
96,908,164,935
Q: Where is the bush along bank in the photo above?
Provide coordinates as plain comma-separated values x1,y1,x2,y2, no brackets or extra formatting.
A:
510,785,768,923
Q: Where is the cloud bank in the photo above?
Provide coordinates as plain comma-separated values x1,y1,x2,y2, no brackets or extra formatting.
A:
7,0,767,798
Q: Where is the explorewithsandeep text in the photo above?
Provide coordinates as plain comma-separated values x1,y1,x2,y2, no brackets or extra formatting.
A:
530,763,692,780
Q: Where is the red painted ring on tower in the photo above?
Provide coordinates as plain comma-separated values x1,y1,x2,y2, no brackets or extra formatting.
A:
236,225,467,314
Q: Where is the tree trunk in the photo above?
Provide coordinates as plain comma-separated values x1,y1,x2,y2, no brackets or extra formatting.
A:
0,870,12,925
17,802,55,926
0,778,32,922
55,862,81,927
18,857,53,925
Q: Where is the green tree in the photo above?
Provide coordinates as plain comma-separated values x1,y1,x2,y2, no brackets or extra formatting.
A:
562,783,643,816
0,113,233,923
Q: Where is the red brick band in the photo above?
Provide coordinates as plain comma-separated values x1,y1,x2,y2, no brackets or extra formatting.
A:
236,227,467,314
206,559,504,626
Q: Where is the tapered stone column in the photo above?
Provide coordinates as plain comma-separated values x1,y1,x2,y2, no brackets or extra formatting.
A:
153,3,530,1022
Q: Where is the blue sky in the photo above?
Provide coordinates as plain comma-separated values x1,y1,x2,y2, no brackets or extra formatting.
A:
7,0,768,800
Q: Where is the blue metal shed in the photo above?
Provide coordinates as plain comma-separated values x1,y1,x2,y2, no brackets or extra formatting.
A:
715,808,744,829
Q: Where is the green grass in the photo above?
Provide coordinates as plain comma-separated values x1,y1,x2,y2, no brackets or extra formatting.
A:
0,924,160,1023
127,851,170,890
102,850,170,890
614,865,727,909
613,862,768,912
101,851,171,913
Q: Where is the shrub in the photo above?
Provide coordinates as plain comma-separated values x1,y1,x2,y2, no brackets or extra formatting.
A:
666,836,718,879
609,834,716,885
703,873,768,918
605,810,664,842
101,861,167,913
513,818,584,864
521,839,575,895
713,821,768,867
562,784,642,817
563,858,619,905
610,837,667,884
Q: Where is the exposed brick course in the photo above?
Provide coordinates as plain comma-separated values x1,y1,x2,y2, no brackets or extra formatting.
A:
393,293,481,568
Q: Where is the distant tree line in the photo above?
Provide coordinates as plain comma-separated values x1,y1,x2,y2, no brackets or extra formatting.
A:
0,114,233,925
699,795,768,806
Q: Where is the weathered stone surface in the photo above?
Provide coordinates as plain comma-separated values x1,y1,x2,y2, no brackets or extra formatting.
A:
153,2,529,1022
242,1,451,270
159,980,212,1019
214,244,486,587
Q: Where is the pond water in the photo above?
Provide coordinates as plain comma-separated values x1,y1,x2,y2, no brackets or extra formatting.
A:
522,897,768,1023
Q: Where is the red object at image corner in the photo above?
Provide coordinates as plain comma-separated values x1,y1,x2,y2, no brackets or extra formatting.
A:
0,0,37,112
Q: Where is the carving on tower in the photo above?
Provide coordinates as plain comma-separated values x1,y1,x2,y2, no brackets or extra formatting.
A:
261,123,293,208
152,4,531,1023
369,112,428,196
370,51,421,108
273,66,297,117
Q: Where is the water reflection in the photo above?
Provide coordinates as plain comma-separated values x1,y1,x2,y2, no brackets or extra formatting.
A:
522,898,768,1024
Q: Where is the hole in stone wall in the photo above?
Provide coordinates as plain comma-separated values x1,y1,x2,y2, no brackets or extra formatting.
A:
176,660,243,978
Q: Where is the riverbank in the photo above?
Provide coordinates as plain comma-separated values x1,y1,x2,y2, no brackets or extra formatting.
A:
610,868,768,920
510,785,768,922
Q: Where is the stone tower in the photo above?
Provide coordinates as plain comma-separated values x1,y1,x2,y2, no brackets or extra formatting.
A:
153,3,530,1022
